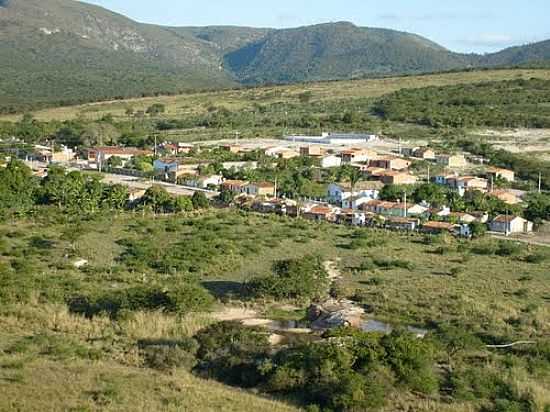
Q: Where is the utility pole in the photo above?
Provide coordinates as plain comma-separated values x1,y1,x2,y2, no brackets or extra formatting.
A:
427,165,430,183
403,191,408,218
274,177,278,200
505,208,509,237
539,172,542,194
154,135,157,158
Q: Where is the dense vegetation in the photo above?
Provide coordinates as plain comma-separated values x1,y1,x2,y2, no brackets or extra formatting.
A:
374,78,550,128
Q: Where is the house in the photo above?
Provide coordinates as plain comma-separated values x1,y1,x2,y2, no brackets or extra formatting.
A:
183,175,224,189
160,142,193,155
340,148,377,164
364,167,387,178
470,211,489,223
244,182,276,198
222,180,249,194
337,209,368,226
430,207,451,219
300,146,325,157
154,158,181,173
222,144,242,154
278,149,300,160
222,161,258,171
320,155,342,168
489,215,533,235
436,154,467,168
302,205,338,222
361,200,398,216
385,216,419,231
32,145,76,163
446,212,477,224
433,174,457,185
421,221,457,234
450,176,489,193
370,156,411,171
390,202,429,218
327,181,383,208
252,198,295,215
265,147,300,159
379,171,418,185
489,190,523,205
487,167,515,182
413,147,436,160
128,188,146,202
88,147,152,169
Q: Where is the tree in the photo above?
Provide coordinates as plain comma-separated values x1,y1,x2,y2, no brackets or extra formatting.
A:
348,167,363,210
102,184,129,210
141,186,174,213
174,196,194,212
217,189,235,205
191,192,210,209
414,183,447,207
248,255,329,300
0,159,37,213
146,103,166,116
298,91,313,103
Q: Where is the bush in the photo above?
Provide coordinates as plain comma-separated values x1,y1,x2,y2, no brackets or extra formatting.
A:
140,338,198,371
68,282,213,318
373,257,415,271
194,321,269,387
248,255,329,300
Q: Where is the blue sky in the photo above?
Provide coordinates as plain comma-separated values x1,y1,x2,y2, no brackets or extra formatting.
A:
83,0,550,53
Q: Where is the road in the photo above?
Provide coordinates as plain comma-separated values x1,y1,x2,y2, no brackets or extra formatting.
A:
24,161,219,199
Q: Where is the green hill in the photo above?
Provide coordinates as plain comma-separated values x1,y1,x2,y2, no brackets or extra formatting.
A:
0,0,236,112
224,22,474,84
2,0,550,112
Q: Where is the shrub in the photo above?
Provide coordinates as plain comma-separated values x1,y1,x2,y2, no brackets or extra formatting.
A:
248,255,329,300
194,321,269,387
373,258,415,271
140,338,198,371
68,282,213,318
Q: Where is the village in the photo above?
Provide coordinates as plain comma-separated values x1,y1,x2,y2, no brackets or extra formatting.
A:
12,131,536,239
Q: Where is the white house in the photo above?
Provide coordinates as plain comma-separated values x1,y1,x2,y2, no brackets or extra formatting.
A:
489,215,534,235
184,175,223,189
327,181,383,208
320,155,342,168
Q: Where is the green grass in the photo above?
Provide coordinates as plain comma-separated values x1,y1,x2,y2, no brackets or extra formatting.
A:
4,68,550,123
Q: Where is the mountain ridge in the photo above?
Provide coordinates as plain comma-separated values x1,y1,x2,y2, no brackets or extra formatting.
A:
1,0,550,111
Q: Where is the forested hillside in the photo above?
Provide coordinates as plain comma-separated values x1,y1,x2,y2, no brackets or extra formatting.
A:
373,78,550,129
1,0,550,112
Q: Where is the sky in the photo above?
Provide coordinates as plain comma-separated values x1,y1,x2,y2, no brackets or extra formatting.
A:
83,0,550,53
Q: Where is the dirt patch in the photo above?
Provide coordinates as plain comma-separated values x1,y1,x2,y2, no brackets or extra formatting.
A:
324,259,342,281
211,307,259,322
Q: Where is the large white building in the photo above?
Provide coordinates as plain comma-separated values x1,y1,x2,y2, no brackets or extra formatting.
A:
285,132,378,145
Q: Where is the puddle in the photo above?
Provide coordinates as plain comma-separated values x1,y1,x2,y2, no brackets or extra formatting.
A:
361,319,428,338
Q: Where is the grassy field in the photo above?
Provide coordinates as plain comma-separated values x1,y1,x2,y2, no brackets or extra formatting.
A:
1,208,550,410
4,69,550,123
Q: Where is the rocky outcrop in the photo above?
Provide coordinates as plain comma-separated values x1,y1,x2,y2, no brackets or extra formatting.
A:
307,299,365,330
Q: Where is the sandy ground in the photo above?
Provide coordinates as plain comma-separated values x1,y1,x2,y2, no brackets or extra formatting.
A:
191,137,403,156
474,128,550,158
